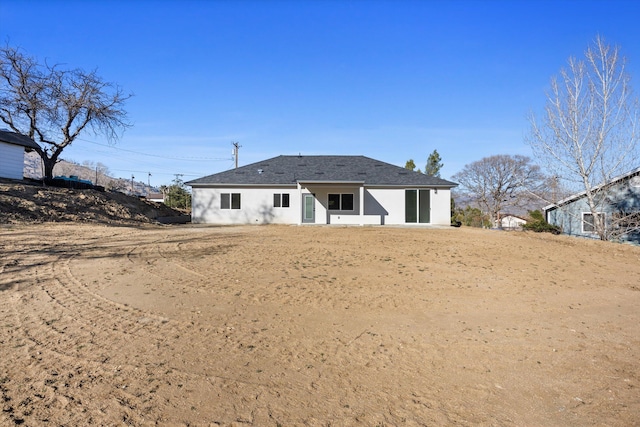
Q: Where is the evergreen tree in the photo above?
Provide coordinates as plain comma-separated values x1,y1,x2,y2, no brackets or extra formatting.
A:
425,150,443,177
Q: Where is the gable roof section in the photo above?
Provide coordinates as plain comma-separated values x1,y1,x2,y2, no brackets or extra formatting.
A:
187,155,458,188
0,129,40,150
544,166,640,212
500,214,527,221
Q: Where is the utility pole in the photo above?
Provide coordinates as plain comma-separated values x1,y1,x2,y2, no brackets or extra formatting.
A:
131,175,135,194
148,172,151,188
232,142,241,169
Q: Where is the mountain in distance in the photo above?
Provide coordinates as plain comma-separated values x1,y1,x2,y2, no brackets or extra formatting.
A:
24,151,158,196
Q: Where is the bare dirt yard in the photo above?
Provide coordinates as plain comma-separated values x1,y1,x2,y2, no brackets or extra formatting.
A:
1,223,639,426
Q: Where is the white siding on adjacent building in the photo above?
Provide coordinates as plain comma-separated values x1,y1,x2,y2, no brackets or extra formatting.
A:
498,215,527,229
0,141,25,180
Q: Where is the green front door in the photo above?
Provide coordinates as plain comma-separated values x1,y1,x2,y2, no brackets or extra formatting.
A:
303,194,315,223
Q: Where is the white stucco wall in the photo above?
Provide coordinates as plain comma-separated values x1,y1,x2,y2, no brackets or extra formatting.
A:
429,188,452,225
0,141,26,180
191,186,300,224
191,185,453,226
365,187,452,225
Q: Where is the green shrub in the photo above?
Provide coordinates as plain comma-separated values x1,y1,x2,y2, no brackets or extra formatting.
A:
523,210,561,234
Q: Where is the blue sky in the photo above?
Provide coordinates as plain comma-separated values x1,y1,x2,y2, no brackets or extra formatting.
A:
2,0,640,187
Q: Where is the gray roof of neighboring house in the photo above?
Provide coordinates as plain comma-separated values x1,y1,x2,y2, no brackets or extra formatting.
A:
187,155,458,187
0,129,40,150
544,166,640,212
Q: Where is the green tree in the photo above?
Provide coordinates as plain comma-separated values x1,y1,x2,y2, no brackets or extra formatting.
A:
425,149,443,177
405,159,416,171
452,206,490,228
164,176,191,210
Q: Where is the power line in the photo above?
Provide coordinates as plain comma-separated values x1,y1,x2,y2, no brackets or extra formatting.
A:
76,137,234,162
110,168,204,177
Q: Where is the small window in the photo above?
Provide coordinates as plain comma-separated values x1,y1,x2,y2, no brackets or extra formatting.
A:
273,193,290,208
328,194,340,210
231,193,241,209
583,212,604,233
328,193,354,211
221,193,241,209
221,193,230,209
342,194,354,210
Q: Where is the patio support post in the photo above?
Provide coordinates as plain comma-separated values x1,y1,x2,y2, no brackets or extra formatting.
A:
360,186,365,226
297,182,302,225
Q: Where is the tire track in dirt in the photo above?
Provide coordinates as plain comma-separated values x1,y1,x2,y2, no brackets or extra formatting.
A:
0,235,223,425
1,286,160,425
70,233,293,423
124,235,213,295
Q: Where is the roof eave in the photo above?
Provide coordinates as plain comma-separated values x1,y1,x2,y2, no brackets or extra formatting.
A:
188,182,297,187
297,180,365,185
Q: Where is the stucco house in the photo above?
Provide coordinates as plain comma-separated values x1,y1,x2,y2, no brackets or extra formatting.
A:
187,155,458,226
544,167,640,243
495,214,527,230
0,129,40,180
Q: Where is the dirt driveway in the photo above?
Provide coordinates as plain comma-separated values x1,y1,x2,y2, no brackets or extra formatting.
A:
1,224,639,426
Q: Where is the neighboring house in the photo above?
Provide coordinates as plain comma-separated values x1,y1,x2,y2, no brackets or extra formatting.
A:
495,214,527,230
0,129,40,180
187,155,458,226
544,167,640,243
146,192,165,203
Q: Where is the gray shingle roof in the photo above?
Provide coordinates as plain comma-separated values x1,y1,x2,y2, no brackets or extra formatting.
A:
0,129,40,150
187,155,458,187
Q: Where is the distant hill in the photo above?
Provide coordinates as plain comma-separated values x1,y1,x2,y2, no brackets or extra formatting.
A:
24,152,157,196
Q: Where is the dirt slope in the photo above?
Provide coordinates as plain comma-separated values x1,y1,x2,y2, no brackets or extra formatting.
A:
0,180,184,224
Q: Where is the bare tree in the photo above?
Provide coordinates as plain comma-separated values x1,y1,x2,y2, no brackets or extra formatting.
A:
528,36,640,240
452,155,544,227
0,45,131,179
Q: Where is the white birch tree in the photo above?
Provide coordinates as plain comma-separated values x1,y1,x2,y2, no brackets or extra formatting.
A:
528,36,640,240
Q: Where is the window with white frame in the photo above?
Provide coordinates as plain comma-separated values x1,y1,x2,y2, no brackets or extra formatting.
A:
582,212,604,233
273,193,290,208
221,193,241,209
328,193,354,211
